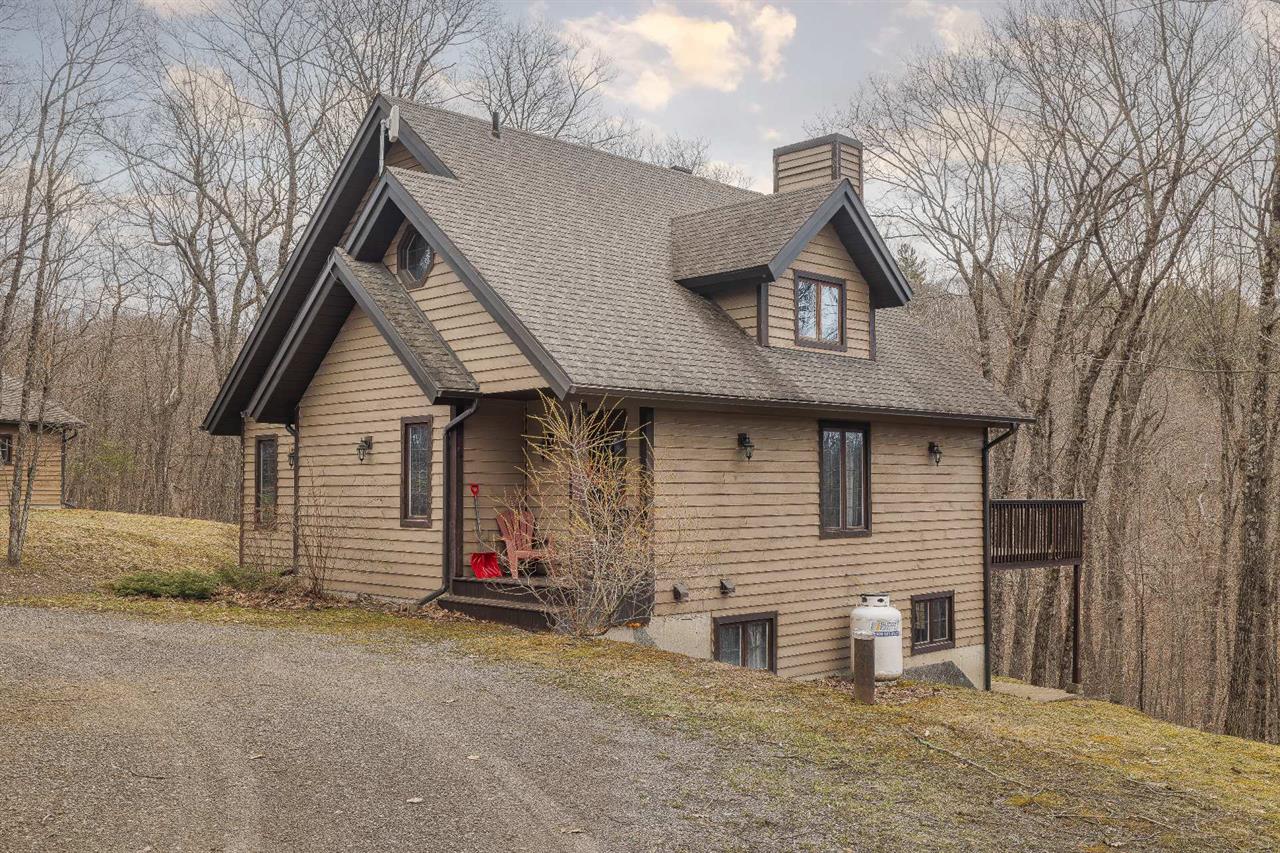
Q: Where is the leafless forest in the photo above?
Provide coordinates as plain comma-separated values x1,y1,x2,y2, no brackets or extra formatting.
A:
1,0,1277,742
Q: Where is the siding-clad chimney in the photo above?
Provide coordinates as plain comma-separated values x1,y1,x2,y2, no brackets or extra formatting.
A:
772,133,862,195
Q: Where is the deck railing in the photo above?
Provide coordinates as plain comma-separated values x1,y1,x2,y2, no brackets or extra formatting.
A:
988,499,1085,569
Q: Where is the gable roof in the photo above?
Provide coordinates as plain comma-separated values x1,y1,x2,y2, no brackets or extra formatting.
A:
385,100,1022,423
206,96,1026,433
247,249,477,424
671,179,913,308
0,378,83,428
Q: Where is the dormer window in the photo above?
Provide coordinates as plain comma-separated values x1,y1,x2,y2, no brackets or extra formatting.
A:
397,229,434,288
795,273,845,349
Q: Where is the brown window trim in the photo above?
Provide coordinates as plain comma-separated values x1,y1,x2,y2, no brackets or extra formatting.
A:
910,590,956,653
794,270,847,352
253,434,279,530
396,227,434,290
712,611,778,673
0,431,13,465
818,420,872,538
400,416,434,528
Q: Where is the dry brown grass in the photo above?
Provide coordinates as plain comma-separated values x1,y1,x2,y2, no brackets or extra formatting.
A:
0,509,235,597
4,509,1279,851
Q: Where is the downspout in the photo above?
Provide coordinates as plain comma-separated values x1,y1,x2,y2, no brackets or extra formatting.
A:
982,422,1019,691
60,428,77,508
417,397,479,607
285,410,299,575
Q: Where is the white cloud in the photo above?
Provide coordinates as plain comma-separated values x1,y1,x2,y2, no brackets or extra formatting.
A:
564,1,797,111
898,0,985,53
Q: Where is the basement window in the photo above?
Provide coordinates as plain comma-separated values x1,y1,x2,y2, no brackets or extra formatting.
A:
714,612,777,672
911,591,955,652
254,436,278,528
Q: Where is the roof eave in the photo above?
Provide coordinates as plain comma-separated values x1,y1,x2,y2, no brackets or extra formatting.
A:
202,95,457,436
767,180,913,309
570,383,1033,426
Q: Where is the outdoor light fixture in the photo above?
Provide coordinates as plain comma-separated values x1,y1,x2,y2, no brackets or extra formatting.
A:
672,582,690,602
287,450,297,469
929,441,943,466
719,578,736,596
356,435,373,462
737,432,755,461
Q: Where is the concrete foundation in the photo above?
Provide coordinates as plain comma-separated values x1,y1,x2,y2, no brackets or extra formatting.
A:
904,644,985,689
606,612,713,660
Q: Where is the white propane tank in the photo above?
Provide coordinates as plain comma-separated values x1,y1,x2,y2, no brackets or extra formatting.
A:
851,593,903,681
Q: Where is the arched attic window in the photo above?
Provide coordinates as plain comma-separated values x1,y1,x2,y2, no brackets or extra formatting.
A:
397,228,434,289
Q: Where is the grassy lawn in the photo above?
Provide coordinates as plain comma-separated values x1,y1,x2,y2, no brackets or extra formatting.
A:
2,508,1278,851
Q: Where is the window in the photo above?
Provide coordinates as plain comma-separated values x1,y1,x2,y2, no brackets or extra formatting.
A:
0,433,12,465
397,229,434,288
795,274,845,348
819,422,870,535
254,436,278,527
714,613,777,672
911,591,955,652
401,417,433,527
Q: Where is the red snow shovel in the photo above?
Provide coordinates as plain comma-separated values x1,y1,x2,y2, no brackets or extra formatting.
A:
468,483,501,579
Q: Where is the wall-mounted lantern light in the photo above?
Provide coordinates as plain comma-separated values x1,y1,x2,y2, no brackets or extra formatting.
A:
672,582,690,602
928,441,943,466
287,450,297,469
719,578,736,596
737,432,755,461
356,435,374,462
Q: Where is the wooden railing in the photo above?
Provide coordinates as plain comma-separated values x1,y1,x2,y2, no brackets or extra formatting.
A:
988,499,1085,569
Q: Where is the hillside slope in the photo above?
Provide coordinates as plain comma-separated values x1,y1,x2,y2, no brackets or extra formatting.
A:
2,509,1277,850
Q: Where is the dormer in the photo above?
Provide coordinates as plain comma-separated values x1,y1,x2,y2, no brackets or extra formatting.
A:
672,153,908,359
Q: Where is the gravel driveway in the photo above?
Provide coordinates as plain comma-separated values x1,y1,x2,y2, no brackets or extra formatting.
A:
0,607,834,853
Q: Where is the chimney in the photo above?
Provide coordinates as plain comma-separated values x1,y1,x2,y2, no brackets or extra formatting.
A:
772,133,862,195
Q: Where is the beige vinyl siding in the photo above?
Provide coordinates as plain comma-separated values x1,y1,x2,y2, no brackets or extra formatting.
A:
713,283,759,339
294,303,451,598
0,428,63,509
241,418,295,573
774,144,836,193
767,224,873,358
837,141,863,195
462,399,528,558
384,225,544,394
652,409,983,679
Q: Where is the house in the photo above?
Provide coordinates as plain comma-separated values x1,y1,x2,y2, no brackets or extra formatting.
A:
205,97,1075,689
0,378,83,509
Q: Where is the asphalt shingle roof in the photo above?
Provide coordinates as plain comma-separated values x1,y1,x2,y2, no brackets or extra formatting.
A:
671,181,837,283
387,99,1025,423
333,249,478,394
0,377,83,427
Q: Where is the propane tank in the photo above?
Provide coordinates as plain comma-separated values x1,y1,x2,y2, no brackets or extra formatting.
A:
851,593,903,681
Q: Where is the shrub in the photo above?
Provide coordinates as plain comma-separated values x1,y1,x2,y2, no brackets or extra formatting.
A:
109,570,220,600
215,563,292,594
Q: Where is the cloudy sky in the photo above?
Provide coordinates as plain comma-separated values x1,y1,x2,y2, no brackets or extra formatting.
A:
135,0,996,189
533,0,993,188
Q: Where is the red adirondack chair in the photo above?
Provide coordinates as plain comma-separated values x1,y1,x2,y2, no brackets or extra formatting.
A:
495,510,551,578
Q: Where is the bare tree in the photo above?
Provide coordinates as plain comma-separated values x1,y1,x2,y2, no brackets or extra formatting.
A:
462,17,631,148
500,397,705,636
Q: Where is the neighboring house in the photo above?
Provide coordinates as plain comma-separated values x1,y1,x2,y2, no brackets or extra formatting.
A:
206,97,1077,689
0,378,83,509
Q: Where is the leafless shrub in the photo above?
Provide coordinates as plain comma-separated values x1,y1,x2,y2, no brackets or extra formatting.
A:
294,472,344,597
498,395,706,637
